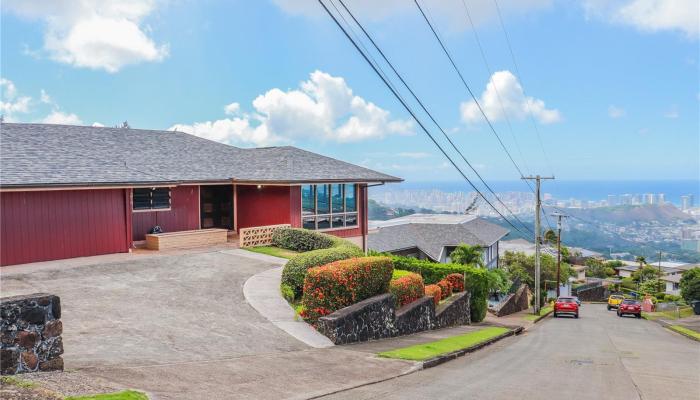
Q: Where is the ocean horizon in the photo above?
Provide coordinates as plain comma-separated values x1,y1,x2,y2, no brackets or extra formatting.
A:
373,179,700,205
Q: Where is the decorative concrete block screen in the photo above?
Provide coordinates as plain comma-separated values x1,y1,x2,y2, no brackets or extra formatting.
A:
317,291,471,345
239,224,290,247
1,293,64,375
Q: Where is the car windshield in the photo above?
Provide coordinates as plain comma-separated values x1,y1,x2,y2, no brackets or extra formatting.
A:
610,295,623,299
558,298,575,303
622,300,639,305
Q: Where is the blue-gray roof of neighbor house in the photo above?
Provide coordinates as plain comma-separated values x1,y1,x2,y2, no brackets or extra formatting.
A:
0,123,402,188
368,214,509,261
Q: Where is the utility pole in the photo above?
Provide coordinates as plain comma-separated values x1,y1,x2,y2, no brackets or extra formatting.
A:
552,211,568,297
657,250,662,293
522,175,554,314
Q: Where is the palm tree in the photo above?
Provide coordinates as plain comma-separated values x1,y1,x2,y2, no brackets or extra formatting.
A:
636,256,646,268
449,244,484,267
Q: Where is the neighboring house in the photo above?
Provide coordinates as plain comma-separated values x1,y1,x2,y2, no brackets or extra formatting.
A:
661,274,681,296
0,123,401,266
571,265,586,282
615,264,640,278
498,238,558,258
367,214,508,268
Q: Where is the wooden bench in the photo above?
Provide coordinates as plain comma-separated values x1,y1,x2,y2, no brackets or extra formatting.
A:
145,228,229,250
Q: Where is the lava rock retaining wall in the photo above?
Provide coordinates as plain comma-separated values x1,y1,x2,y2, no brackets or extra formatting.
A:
1,293,64,375
317,290,471,345
573,283,610,302
490,285,530,317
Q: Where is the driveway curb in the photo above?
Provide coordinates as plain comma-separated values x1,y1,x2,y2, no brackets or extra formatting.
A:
243,265,334,349
653,319,700,343
532,309,554,324
420,326,524,369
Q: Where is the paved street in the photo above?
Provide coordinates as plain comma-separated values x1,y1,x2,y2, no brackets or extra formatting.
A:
323,304,700,400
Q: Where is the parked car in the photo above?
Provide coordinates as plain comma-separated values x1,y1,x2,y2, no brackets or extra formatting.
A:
572,296,581,306
553,296,579,318
607,294,624,310
617,299,642,318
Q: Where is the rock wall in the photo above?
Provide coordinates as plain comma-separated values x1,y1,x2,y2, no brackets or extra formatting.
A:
573,283,610,302
1,294,64,375
317,291,471,345
491,285,530,317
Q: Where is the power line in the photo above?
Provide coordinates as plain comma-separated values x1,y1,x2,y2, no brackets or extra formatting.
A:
335,0,533,236
318,0,531,238
413,0,554,232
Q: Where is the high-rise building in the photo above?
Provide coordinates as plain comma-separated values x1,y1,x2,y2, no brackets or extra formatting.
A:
607,194,617,206
620,194,632,205
657,193,665,205
644,193,655,205
681,194,695,210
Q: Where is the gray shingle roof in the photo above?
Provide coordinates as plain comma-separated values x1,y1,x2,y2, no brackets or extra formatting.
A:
368,214,509,261
0,123,402,188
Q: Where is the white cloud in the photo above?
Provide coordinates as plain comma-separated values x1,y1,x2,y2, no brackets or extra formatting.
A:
171,70,413,147
397,152,431,159
582,0,699,39
2,0,169,72
273,0,552,30
663,106,679,118
608,105,625,118
460,70,561,125
41,110,83,125
0,77,83,124
224,102,240,115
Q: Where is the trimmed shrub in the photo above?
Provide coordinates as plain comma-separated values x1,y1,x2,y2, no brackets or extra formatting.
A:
437,279,453,300
392,269,414,280
655,292,666,301
390,255,490,322
389,272,425,308
282,244,364,298
272,227,335,252
445,273,465,292
280,284,295,303
425,285,442,306
301,256,394,321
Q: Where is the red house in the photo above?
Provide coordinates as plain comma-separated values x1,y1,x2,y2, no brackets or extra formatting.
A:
0,123,401,266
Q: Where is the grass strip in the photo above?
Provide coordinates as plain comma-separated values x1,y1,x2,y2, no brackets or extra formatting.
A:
1,376,37,388
522,305,553,321
378,327,509,361
244,246,299,259
66,390,149,400
668,325,700,341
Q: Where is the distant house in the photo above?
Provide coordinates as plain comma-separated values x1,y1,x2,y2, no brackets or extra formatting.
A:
661,274,681,296
367,214,508,268
615,264,640,279
571,265,586,282
0,123,401,266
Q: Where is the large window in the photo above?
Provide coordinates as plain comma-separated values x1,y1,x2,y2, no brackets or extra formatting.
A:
133,188,171,210
301,184,358,230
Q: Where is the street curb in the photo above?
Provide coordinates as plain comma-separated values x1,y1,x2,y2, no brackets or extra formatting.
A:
420,326,524,369
532,309,554,324
655,319,700,343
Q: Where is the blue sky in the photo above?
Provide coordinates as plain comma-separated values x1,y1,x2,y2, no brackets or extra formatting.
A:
1,0,698,184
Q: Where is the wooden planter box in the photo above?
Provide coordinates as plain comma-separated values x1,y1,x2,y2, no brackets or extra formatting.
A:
145,228,228,250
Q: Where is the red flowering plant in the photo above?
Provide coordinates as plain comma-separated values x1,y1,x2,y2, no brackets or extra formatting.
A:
389,272,425,308
301,256,393,322
445,273,465,292
425,284,442,306
437,279,453,300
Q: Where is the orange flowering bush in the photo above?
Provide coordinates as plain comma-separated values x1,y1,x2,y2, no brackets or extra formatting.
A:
301,256,393,322
425,284,442,306
437,279,453,300
389,272,425,308
445,273,465,292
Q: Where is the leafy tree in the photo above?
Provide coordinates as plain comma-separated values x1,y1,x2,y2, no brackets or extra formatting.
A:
639,279,661,295
487,267,511,294
544,229,557,244
585,258,617,278
501,251,572,291
450,244,484,267
632,265,663,283
635,256,646,268
680,267,700,303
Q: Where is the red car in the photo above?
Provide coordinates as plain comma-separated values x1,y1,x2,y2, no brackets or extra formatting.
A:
553,296,579,318
617,299,642,318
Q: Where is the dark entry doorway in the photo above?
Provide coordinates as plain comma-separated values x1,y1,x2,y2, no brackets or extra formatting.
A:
200,185,233,230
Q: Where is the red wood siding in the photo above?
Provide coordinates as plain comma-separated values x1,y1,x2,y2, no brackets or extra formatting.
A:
132,186,199,241
0,189,129,266
289,186,302,228
236,185,292,230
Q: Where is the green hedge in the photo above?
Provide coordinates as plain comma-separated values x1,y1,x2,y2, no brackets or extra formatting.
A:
301,256,394,321
282,244,363,298
272,227,336,252
389,272,425,308
389,256,489,322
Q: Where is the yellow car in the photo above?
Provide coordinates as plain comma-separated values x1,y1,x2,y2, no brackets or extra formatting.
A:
607,294,624,310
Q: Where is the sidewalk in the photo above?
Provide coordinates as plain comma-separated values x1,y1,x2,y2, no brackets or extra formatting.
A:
656,314,700,342
484,307,550,331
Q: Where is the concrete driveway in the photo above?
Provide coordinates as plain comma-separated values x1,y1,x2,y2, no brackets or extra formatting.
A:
1,249,414,399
